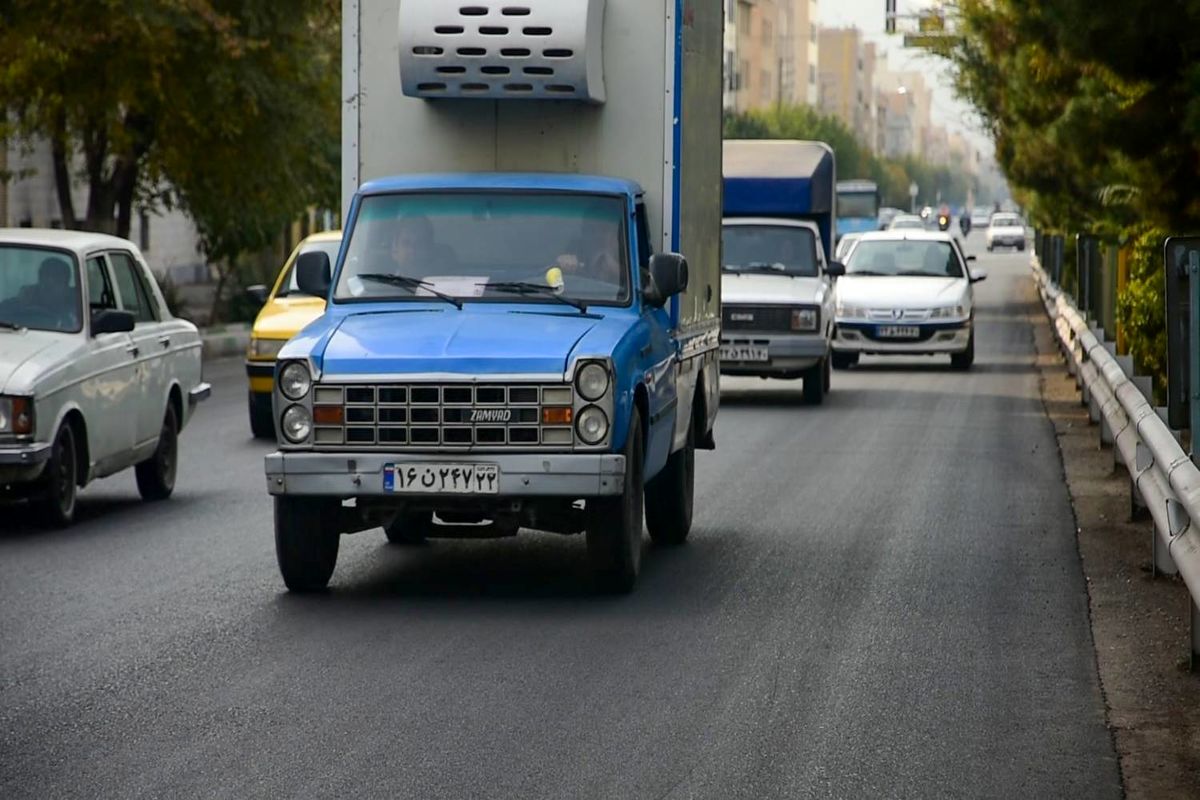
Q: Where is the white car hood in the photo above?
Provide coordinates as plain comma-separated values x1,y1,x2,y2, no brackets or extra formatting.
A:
0,330,86,394
835,276,968,308
722,272,828,305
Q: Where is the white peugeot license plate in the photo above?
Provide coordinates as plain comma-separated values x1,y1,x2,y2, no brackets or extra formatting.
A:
877,326,921,339
384,463,500,494
720,345,769,362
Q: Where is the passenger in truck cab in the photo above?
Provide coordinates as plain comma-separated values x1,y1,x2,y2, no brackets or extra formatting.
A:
555,217,623,286
388,215,457,274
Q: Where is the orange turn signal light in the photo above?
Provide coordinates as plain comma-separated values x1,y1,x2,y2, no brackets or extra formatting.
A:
12,397,33,435
313,405,344,426
542,407,573,425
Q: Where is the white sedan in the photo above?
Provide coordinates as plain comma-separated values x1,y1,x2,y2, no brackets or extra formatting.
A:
986,213,1026,251
0,230,210,526
832,231,986,370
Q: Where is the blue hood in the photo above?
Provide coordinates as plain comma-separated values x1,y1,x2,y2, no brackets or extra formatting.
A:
317,308,601,376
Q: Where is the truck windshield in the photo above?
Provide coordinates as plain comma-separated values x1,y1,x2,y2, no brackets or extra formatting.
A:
0,245,83,333
334,192,629,306
837,192,879,219
722,225,819,277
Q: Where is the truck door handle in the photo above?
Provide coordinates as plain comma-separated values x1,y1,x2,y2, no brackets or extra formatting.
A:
158,336,171,349
126,345,140,358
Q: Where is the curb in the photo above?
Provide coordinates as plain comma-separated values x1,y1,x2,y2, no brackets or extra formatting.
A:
200,324,251,362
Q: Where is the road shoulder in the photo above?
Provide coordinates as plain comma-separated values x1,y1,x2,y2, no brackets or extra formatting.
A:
1031,285,1200,798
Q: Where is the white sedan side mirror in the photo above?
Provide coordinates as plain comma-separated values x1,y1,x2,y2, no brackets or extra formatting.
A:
969,268,988,283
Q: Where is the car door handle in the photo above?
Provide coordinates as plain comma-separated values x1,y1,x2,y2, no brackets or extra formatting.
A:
126,345,140,358
158,336,171,349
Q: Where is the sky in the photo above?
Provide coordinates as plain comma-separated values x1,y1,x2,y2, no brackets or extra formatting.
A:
819,0,993,156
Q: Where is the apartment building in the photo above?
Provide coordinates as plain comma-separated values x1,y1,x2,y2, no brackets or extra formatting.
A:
728,0,820,112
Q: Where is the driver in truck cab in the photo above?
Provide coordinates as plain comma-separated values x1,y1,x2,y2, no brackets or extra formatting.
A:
555,217,623,286
389,215,457,272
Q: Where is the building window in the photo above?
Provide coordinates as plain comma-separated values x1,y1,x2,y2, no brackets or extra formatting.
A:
761,69,771,101
810,64,816,84
762,20,772,47
139,211,150,251
811,23,817,43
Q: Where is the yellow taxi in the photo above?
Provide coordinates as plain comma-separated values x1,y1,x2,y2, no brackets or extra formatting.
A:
245,231,342,437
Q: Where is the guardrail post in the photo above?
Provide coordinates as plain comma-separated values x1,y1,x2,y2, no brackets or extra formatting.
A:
1153,519,1179,576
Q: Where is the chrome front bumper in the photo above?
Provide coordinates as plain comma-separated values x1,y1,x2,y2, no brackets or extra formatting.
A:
0,442,52,466
264,451,626,498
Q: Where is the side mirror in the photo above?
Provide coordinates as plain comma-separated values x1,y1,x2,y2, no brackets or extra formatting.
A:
970,267,988,283
295,251,332,298
246,284,270,305
826,261,846,278
645,252,689,307
92,308,136,335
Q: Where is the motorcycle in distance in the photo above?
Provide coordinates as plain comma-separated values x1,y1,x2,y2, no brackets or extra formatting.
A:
937,203,952,232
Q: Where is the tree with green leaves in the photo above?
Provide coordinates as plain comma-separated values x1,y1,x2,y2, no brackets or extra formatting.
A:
0,0,340,255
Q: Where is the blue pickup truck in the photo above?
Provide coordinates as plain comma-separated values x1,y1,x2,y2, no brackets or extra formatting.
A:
263,0,723,593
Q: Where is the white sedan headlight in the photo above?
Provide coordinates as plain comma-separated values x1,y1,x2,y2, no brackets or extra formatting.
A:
930,305,969,319
836,302,868,319
249,337,286,359
0,396,33,435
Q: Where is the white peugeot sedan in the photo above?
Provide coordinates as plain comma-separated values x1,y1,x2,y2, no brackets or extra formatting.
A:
986,213,1026,251
0,230,210,526
832,231,986,370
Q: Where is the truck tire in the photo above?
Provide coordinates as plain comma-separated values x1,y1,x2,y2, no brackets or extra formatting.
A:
249,392,275,440
385,510,432,545
645,411,694,546
275,497,340,592
831,351,858,370
951,332,975,371
135,405,178,501
802,358,827,405
586,408,644,593
36,422,78,528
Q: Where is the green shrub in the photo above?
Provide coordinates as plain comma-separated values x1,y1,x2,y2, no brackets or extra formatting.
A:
1116,225,1168,401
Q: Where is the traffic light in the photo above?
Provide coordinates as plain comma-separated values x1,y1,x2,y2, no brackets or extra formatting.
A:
886,0,897,34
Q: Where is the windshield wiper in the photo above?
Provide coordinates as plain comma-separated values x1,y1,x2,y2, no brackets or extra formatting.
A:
898,271,954,278
0,320,25,331
846,270,891,276
480,281,588,313
357,273,463,310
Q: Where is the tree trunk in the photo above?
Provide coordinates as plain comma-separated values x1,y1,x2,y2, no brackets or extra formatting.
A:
208,259,233,326
113,157,138,240
49,120,78,229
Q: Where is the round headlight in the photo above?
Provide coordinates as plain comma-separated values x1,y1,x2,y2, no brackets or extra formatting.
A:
575,363,610,401
575,405,609,445
281,404,312,443
279,362,312,400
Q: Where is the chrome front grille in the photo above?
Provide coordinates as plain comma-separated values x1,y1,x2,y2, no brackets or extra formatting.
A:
312,383,575,450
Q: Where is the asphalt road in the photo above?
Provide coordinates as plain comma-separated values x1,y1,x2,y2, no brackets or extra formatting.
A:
1,240,1122,799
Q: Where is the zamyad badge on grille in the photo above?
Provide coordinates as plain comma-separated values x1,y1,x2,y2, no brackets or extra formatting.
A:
471,409,513,423
730,312,755,322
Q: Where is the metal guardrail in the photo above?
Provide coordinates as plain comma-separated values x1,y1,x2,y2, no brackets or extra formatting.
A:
1032,258,1200,667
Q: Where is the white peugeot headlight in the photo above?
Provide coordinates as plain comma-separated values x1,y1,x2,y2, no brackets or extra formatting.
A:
836,301,868,319
279,361,312,401
930,305,968,319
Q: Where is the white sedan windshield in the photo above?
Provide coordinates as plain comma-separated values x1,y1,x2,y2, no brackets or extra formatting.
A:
845,240,965,278
0,246,83,333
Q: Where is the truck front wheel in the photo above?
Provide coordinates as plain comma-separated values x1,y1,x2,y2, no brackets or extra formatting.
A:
275,497,340,592
645,411,694,546
802,357,828,405
586,408,644,592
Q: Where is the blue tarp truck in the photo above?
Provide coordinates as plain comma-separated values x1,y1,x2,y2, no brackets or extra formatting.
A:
719,140,841,404
263,0,723,593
